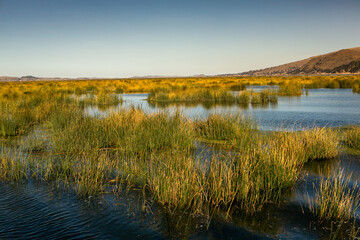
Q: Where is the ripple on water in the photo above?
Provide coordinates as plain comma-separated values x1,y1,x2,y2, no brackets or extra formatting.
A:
0,183,164,240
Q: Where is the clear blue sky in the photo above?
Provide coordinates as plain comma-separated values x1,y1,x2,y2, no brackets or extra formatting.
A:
0,0,359,78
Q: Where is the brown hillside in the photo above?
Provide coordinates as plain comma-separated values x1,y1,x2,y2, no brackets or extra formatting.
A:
239,47,360,75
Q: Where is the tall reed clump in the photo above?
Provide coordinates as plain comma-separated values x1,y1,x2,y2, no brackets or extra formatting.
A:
50,107,194,154
260,89,278,103
0,149,28,182
0,102,36,137
269,131,307,165
353,83,360,94
194,113,256,145
128,111,194,153
72,152,114,197
148,89,236,103
278,82,302,96
31,151,115,197
78,93,123,106
308,170,360,221
229,83,246,91
0,93,63,137
343,126,360,149
237,91,250,105
300,127,339,161
203,127,339,213
249,89,278,104
119,141,304,215
146,150,206,213
206,137,304,214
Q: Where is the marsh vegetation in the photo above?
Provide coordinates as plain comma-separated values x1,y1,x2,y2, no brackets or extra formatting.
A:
1,76,360,239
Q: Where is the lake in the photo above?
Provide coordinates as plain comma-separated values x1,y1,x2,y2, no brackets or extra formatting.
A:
86,88,360,131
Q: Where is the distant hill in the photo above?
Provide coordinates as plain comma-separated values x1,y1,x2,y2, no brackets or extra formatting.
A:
0,76,74,82
236,47,360,76
0,76,19,82
0,76,41,82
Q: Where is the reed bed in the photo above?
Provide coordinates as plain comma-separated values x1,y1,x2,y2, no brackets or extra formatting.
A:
149,88,278,107
50,107,194,154
250,89,278,104
148,89,237,103
0,94,59,136
77,93,123,106
195,113,253,141
278,82,303,96
0,101,347,216
0,79,359,226
2,75,360,97
195,113,258,152
43,108,343,214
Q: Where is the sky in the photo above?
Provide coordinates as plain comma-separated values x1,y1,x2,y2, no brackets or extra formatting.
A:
0,0,360,78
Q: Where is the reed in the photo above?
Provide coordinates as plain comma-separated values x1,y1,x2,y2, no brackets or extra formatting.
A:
300,127,339,161
148,89,237,103
195,113,250,141
0,81,356,224
249,89,278,104
278,82,302,96
344,126,360,149
78,93,123,106
353,83,360,94
50,107,194,154
205,138,303,213
229,83,246,91
73,152,114,197
0,149,28,182
1,75,360,99
147,150,206,212
237,91,250,105
308,170,360,221
250,92,262,104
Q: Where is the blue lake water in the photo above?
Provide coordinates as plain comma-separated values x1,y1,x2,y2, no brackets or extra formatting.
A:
86,88,360,130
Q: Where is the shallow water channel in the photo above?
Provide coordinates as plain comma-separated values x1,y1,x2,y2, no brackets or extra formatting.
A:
1,88,360,239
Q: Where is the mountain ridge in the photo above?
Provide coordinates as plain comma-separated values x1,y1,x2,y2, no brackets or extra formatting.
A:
234,47,360,76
